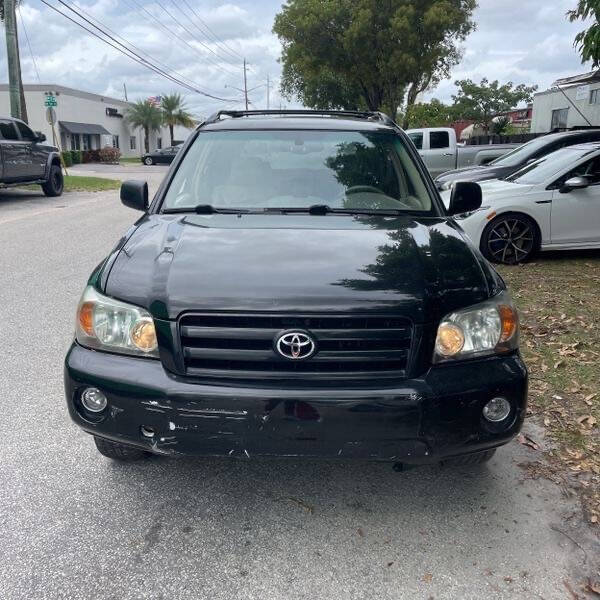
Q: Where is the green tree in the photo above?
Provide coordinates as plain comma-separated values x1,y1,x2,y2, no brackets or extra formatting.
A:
403,99,458,128
160,93,195,146
1,0,28,123
273,0,476,120
452,78,537,133
124,100,163,153
568,1,600,66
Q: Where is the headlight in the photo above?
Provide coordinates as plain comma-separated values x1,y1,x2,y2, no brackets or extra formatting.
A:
76,286,159,358
454,205,490,220
438,180,454,192
434,291,518,363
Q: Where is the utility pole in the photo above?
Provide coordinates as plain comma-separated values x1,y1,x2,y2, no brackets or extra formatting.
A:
266,74,270,110
243,58,249,110
4,0,22,120
123,82,128,101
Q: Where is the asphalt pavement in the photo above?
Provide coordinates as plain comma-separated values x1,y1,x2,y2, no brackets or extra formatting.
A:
0,177,596,600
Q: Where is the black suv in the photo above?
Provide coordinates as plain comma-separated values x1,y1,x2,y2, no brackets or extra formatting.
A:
435,129,600,190
64,110,527,469
0,116,63,196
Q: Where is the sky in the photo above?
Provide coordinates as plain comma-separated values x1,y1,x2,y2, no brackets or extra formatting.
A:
0,0,593,118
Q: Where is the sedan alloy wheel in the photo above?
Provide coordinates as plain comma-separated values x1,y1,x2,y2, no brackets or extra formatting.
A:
482,215,536,264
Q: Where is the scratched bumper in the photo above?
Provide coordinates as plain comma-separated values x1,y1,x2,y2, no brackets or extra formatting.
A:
64,343,527,463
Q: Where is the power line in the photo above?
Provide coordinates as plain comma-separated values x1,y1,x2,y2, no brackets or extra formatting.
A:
178,0,243,62
40,0,238,102
59,0,224,97
154,2,242,76
18,7,41,82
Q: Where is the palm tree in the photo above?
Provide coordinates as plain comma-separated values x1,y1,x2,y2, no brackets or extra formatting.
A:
124,100,163,153
161,93,194,146
1,0,28,123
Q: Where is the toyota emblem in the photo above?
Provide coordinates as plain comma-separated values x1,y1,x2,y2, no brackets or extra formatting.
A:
275,331,316,360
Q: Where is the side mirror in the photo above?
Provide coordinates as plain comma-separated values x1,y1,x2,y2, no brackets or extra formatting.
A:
35,131,46,142
120,180,148,211
447,181,482,216
560,176,588,194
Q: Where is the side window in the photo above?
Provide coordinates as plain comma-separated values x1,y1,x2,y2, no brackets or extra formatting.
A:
553,156,600,188
430,131,450,150
407,132,423,150
0,120,20,140
15,121,36,141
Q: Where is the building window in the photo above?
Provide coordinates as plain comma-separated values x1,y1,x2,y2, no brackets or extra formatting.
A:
157,137,162,149
71,134,81,150
112,135,119,149
82,134,91,150
130,136,136,150
590,89,600,105
551,108,569,130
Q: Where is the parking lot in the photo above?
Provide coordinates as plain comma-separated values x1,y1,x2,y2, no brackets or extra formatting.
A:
0,173,597,600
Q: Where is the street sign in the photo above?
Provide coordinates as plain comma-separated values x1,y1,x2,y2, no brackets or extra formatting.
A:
45,107,57,126
44,94,57,107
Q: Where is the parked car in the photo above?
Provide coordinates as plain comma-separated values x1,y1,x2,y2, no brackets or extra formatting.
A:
405,127,518,178
435,129,600,190
0,116,63,196
65,109,526,469
442,142,600,264
141,145,180,165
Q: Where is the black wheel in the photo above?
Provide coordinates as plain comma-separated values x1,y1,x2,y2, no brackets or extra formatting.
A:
441,448,496,467
93,436,147,461
481,214,539,264
41,164,64,197
144,156,154,166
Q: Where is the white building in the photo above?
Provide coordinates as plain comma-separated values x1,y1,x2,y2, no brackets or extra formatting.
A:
0,84,194,157
531,71,600,133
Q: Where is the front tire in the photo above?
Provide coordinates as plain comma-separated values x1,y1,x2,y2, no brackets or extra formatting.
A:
93,436,147,461
480,213,539,264
41,164,64,197
144,157,154,166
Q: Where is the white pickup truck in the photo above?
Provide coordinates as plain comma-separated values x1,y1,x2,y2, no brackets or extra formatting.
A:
405,127,519,178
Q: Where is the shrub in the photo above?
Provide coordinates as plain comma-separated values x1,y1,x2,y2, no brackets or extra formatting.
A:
61,151,73,167
71,150,82,165
98,146,121,163
82,149,101,163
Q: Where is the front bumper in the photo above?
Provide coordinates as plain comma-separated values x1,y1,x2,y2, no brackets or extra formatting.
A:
64,343,528,463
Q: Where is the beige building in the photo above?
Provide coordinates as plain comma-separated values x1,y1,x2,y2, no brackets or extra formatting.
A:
531,71,600,133
0,84,194,157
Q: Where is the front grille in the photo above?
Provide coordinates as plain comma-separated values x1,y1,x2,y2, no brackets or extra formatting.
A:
179,313,413,382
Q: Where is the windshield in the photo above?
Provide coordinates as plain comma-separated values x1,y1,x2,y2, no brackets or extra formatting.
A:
505,147,595,185
490,136,556,167
161,130,434,214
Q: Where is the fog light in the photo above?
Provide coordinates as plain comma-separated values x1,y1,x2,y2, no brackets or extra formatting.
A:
482,397,511,422
81,387,108,413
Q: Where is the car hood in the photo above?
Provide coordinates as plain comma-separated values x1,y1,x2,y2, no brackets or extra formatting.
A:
104,214,497,323
440,179,535,209
436,165,514,185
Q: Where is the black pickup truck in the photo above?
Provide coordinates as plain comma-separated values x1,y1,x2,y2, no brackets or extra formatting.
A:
0,116,63,196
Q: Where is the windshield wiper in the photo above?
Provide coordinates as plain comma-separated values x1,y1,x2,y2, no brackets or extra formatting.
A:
162,205,256,215
264,204,405,216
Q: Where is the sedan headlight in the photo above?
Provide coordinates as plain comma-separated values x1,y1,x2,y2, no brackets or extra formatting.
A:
434,291,518,363
76,286,159,358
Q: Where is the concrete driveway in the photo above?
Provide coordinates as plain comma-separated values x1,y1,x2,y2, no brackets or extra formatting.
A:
0,187,595,600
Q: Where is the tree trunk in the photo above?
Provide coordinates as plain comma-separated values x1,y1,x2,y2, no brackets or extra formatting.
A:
144,126,149,153
169,123,174,146
402,82,420,129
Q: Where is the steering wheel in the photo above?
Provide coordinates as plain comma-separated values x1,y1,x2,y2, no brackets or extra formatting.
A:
344,185,386,196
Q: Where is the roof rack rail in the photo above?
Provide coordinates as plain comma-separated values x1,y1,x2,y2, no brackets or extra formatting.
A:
202,109,397,127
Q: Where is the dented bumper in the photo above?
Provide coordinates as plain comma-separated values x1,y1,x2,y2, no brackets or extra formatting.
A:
64,343,527,463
